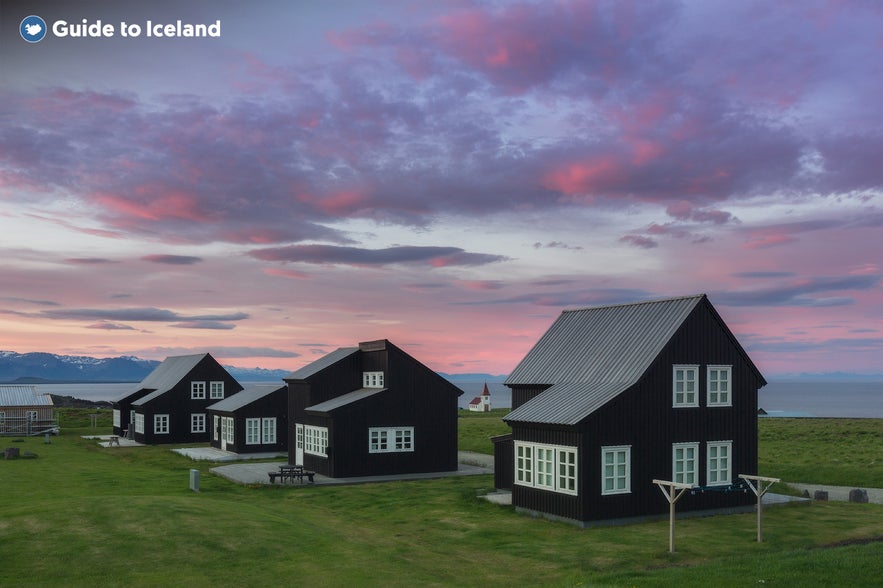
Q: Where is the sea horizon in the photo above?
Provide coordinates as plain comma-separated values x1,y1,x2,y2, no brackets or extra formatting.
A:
30,379,883,419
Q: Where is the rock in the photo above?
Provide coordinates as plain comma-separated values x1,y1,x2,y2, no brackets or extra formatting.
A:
4,447,20,459
813,490,829,501
849,488,869,503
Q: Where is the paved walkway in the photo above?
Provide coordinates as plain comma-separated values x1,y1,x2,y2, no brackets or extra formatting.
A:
172,446,285,462
211,451,494,486
787,483,883,504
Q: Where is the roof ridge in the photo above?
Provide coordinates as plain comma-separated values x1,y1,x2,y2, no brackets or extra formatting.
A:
561,293,705,314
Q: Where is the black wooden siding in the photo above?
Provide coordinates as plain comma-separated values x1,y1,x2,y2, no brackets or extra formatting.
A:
208,389,287,453
507,300,763,523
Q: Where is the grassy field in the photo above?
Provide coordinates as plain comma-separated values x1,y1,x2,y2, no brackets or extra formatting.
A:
0,410,881,586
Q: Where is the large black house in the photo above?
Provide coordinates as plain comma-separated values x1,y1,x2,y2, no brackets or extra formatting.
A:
493,294,766,525
285,339,463,478
113,353,243,444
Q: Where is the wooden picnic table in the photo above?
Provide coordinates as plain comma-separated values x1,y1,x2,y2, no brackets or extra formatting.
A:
268,464,315,484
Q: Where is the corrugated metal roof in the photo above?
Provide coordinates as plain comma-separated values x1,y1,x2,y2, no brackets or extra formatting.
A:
305,387,385,414
0,385,53,406
206,383,286,413
130,354,209,405
505,294,704,425
286,347,359,380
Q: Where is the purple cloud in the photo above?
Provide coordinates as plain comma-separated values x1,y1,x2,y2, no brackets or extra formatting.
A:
249,244,507,268
141,254,203,265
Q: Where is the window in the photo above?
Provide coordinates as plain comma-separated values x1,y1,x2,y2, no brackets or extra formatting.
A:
191,381,206,399
673,365,698,407
154,414,169,435
535,446,555,490
191,413,206,433
515,443,533,485
304,425,328,456
515,442,579,495
113,410,121,428
707,366,732,406
601,445,631,495
558,448,577,494
707,441,732,486
210,381,224,399
134,413,144,434
213,415,219,441
369,427,414,453
673,442,699,485
262,418,276,444
246,418,261,445
363,371,384,388
26,410,37,421
0,411,5,423
222,416,234,444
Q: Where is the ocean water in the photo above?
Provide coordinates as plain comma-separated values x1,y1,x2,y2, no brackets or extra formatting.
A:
33,380,883,418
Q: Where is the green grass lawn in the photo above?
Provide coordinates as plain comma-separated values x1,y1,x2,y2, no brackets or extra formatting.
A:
0,412,881,586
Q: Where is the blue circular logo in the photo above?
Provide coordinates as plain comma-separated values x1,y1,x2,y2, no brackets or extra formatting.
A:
20,15,48,43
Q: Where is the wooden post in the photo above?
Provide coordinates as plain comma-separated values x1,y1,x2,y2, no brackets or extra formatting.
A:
653,479,694,553
739,474,780,542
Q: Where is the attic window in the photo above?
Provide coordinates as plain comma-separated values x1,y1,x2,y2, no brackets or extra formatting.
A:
707,366,732,407
672,365,698,407
363,371,384,388
191,381,206,399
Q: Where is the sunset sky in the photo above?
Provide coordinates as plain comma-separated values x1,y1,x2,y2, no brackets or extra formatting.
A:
2,0,881,378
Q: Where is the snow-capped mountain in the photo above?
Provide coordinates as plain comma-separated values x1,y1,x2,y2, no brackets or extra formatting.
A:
0,351,289,383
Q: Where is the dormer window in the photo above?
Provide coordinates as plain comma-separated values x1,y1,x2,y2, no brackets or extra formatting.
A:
363,371,384,388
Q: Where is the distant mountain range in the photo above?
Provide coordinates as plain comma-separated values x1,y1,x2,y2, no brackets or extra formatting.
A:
3,350,876,386
0,351,289,383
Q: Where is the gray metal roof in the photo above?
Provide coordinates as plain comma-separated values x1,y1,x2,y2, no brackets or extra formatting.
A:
206,383,286,413
130,354,208,405
505,295,704,425
305,387,385,414
0,385,53,407
286,347,359,380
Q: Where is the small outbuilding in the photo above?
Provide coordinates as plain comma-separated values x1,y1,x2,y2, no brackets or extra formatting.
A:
0,385,58,436
207,383,287,454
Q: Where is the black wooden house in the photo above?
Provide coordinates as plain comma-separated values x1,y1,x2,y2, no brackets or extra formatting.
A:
206,383,287,454
493,294,766,525
113,353,243,444
285,339,462,478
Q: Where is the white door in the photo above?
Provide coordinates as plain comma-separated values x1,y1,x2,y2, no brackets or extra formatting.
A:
295,423,304,465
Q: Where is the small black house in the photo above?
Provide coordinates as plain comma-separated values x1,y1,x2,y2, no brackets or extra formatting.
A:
284,339,463,478
493,294,766,525
114,353,243,444
207,383,287,454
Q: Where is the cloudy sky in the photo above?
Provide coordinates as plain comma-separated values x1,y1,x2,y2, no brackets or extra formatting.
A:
2,0,881,377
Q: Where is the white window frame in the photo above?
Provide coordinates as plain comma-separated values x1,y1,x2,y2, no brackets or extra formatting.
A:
601,445,631,495
673,365,699,407
134,413,144,434
26,410,37,421
213,415,219,441
191,413,206,433
154,414,169,435
707,365,732,407
113,409,121,428
245,418,261,445
304,425,328,457
368,426,414,453
262,418,276,444
222,416,234,444
191,381,206,399
363,371,384,388
672,442,699,485
210,381,224,399
707,440,732,486
515,442,579,496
